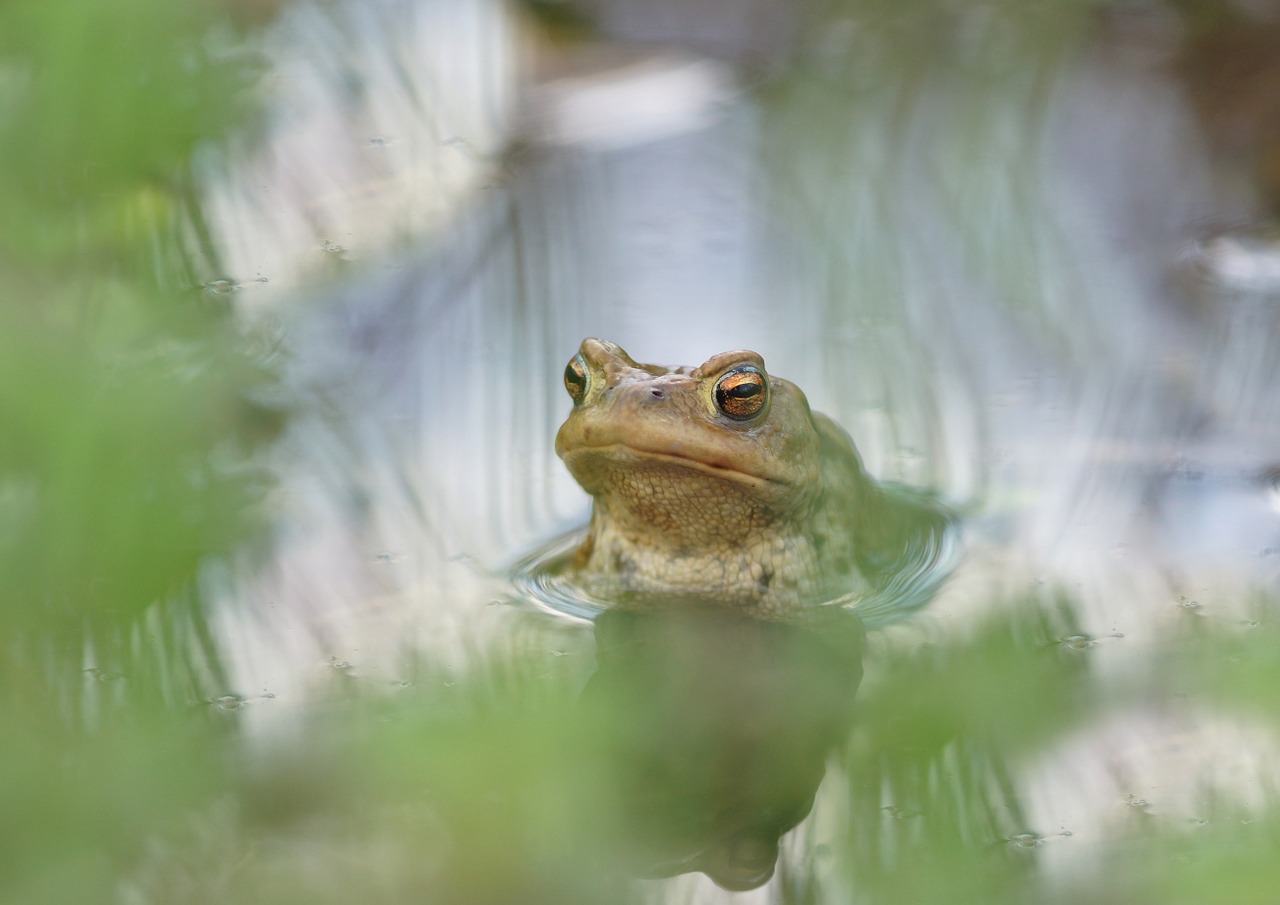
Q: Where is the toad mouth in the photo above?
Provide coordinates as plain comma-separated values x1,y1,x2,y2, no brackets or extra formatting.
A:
563,442,790,487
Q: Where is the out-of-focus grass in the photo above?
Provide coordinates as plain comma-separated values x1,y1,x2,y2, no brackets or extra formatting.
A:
120,657,637,905
0,0,273,639
0,0,258,269
0,2,276,901
107,593,1280,905
819,597,1100,905
0,0,279,629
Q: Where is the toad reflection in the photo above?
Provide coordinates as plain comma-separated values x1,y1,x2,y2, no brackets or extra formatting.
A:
578,605,865,890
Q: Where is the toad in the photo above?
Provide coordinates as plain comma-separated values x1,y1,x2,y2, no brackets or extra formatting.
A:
555,338,937,616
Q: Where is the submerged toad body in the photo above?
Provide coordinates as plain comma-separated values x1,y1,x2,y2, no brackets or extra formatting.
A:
555,339,916,615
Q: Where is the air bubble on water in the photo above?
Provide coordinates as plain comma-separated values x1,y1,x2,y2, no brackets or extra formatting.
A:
1006,833,1042,849
1169,457,1204,481
1006,829,1071,849
328,657,353,671
1124,794,1149,808
1175,595,1201,610
882,806,921,820
210,695,246,711
203,279,236,294
1059,634,1093,651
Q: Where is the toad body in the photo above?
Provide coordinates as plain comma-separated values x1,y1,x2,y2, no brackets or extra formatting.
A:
555,338,914,616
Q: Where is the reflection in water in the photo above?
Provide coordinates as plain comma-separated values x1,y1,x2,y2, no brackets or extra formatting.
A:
201,0,515,303
582,606,864,890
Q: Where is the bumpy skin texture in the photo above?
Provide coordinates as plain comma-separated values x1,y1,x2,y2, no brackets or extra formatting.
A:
555,338,875,616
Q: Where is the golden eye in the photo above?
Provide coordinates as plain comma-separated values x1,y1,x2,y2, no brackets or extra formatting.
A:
714,366,768,421
563,354,589,404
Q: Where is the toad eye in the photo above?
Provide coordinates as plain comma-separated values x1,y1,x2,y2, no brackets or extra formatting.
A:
563,354,589,405
714,366,768,421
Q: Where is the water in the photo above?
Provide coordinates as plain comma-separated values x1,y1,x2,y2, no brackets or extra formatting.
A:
9,0,1280,902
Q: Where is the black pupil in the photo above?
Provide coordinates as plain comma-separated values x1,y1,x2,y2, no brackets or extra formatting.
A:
565,363,584,387
725,382,760,398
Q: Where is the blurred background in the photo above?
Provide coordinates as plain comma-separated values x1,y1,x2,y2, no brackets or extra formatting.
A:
4,0,1280,901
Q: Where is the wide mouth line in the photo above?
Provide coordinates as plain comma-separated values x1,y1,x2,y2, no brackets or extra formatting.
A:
564,442,789,486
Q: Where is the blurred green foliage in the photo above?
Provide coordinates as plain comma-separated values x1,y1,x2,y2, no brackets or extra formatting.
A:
0,0,258,269
0,0,273,641
0,1,275,900
102,594,1280,905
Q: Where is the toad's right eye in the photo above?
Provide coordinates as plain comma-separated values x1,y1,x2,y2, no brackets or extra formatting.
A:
714,366,768,421
564,354,589,405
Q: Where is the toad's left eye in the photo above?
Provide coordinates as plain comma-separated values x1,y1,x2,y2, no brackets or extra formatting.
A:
714,366,768,421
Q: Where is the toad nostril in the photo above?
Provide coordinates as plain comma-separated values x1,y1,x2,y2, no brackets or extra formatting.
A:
650,388,665,399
